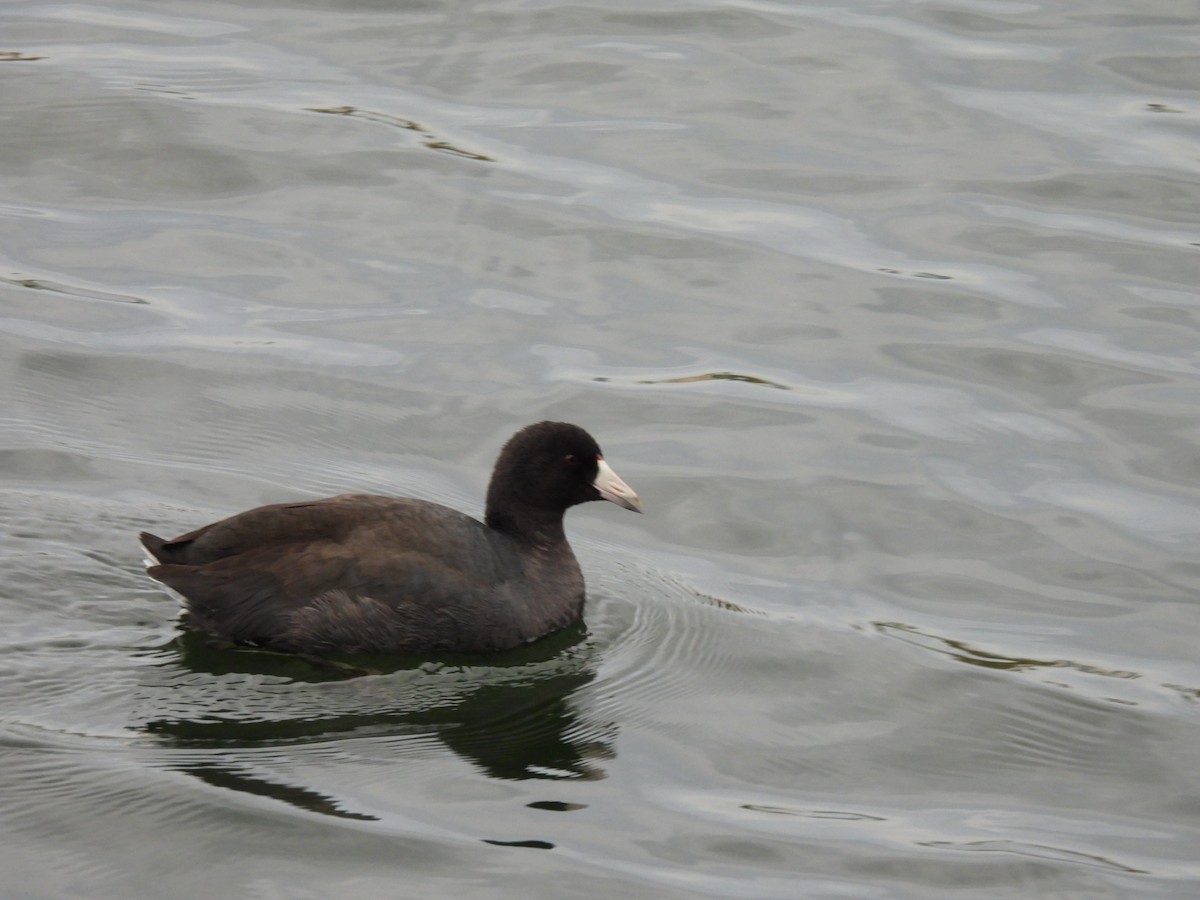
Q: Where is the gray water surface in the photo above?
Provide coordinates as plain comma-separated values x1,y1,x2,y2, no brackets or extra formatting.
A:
3,1,1200,897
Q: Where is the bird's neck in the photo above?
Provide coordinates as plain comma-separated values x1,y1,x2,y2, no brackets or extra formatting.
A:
485,504,568,547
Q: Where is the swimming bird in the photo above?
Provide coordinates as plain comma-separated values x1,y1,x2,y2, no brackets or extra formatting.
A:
140,421,640,655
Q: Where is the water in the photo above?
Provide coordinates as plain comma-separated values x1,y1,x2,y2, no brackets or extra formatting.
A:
3,0,1199,896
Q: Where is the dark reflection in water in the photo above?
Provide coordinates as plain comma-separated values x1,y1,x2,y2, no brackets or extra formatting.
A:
141,623,612,822
306,106,496,162
875,621,1140,678
919,840,1148,875
179,762,381,822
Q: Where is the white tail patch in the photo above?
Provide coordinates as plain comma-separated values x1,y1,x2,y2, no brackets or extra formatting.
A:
140,537,188,609
139,535,158,570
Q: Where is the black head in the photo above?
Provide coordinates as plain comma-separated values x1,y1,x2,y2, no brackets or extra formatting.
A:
485,422,640,537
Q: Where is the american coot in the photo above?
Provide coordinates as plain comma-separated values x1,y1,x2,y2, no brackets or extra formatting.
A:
140,422,640,655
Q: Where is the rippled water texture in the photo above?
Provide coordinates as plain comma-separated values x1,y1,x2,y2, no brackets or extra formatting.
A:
3,1,1200,897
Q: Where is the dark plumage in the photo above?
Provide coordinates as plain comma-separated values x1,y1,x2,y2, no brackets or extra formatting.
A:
140,422,640,655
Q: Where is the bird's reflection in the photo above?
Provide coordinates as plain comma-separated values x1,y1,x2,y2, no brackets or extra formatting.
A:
177,762,380,821
141,621,614,822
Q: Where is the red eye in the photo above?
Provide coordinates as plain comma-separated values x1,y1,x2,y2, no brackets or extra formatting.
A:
564,454,580,467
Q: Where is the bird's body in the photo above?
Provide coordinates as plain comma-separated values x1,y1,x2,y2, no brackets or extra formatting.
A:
140,422,640,655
